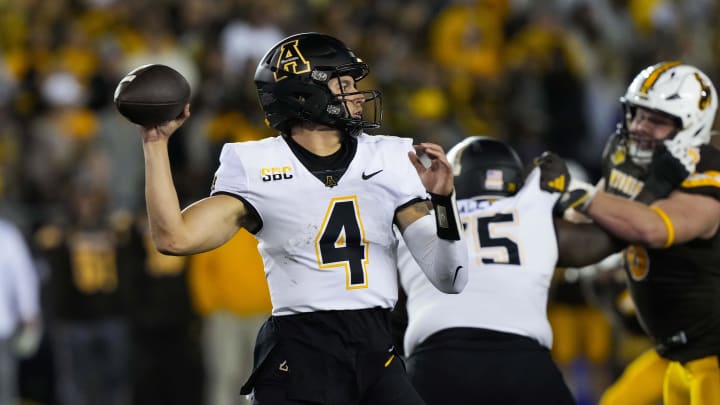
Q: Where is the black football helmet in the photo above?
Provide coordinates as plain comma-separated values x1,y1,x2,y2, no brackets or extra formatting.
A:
254,32,382,136
447,136,525,199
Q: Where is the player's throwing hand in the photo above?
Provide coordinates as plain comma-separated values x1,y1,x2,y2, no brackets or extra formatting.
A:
409,143,454,196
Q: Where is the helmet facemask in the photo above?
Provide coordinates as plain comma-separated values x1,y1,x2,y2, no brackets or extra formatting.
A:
314,63,382,135
622,105,680,168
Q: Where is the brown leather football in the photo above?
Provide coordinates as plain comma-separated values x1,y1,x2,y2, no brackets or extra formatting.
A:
114,64,190,126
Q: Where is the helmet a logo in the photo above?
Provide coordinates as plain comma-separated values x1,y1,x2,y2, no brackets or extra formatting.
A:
274,40,311,82
694,73,712,110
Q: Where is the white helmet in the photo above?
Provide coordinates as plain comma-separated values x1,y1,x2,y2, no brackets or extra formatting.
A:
620,61,717,167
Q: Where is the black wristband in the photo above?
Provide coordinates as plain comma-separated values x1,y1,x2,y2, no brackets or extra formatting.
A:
429,191,462,241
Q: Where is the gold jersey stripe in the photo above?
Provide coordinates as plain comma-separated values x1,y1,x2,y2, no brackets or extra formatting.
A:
640,61,682,94
681,171,720,188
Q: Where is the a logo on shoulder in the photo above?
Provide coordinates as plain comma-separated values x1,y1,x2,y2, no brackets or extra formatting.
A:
361,169,383,180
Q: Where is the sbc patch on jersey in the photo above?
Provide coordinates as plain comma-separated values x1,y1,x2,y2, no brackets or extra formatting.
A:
261,166,294,182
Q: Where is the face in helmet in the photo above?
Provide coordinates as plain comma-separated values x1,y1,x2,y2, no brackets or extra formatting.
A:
620,61,718,167
254,32,382,136
447,136,525,200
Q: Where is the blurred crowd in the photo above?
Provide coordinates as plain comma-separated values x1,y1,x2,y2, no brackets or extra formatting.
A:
1,0,718,404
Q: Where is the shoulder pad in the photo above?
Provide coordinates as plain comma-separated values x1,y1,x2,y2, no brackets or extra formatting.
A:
679,144,720,200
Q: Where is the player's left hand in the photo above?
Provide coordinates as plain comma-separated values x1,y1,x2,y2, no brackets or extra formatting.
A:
409,143,454,196
534,151,569,194
534,151,596,215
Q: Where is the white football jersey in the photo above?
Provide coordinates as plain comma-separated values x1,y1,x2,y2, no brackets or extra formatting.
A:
399,167,560,355
212,133,426,316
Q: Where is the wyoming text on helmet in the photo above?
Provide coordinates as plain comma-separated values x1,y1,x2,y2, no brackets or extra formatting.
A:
620,61,718,166
447,136,525,200
254,32,382,136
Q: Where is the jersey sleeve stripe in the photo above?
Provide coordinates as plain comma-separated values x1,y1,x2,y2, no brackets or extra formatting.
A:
681,170,720,189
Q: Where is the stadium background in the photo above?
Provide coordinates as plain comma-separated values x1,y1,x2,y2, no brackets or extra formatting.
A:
1,0,717,404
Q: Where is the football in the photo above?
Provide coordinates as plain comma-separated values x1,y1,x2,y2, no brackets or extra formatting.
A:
114,64,190,127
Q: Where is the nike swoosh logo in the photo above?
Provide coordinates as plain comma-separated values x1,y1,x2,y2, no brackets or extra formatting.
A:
453,266,463,285
362,169,383,180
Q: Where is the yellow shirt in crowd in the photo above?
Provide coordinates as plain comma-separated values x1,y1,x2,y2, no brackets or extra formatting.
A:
189,229,272,317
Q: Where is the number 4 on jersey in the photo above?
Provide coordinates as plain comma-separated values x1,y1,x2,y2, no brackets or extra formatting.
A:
315,196,369,289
